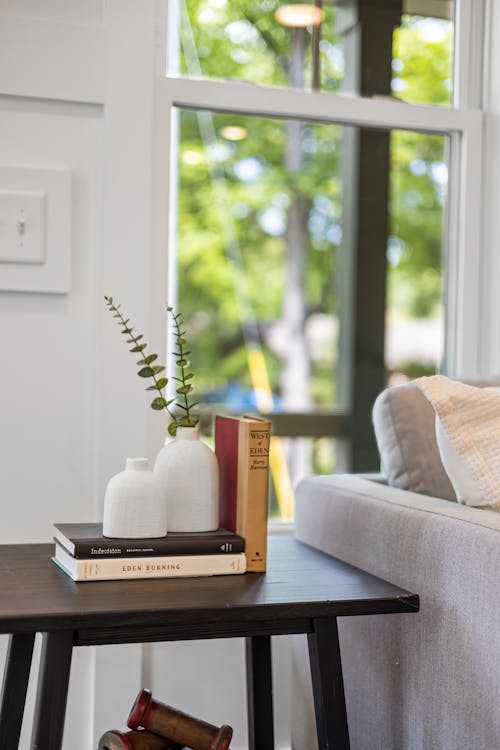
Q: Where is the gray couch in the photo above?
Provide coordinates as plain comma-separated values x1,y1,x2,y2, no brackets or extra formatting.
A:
291,379,500,750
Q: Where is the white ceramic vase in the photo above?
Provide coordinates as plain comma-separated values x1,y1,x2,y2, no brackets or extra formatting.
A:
103,457,167,539
153,426,219,532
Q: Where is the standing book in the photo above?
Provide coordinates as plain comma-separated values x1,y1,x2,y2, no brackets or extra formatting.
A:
53,523,244,558
52,542,246,581
215,415,271,572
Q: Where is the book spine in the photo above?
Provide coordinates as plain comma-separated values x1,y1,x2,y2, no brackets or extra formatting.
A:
54,553,246,581
214,416,239,533
69,537,245,558
236,420,271,572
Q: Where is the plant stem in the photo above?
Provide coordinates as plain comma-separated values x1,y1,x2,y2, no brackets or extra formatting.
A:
110,300,175,421
170,310,195,424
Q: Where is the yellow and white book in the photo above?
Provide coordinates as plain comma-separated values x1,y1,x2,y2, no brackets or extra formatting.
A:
52,541,246,581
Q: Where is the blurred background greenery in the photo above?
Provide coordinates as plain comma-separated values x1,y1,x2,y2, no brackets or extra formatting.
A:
171,0,453,518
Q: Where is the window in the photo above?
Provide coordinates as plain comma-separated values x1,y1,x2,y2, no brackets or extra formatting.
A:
175,0,455,105
158,0,483,519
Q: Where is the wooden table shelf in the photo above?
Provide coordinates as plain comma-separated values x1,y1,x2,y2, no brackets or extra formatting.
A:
0,536,419,750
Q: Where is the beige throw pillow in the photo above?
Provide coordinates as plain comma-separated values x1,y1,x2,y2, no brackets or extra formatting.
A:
372,375,500,502
416,376,500,509
372,381,456,500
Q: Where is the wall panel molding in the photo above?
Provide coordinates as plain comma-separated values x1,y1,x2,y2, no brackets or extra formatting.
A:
0,14,105,103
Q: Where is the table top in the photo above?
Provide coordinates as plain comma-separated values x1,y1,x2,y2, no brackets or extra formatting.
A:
0,536,418,644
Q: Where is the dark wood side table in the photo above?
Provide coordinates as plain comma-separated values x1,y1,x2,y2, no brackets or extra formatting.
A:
0,536,418,750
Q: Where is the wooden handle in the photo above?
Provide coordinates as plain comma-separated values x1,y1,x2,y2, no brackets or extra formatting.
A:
98,728,182,750
127,689,233,750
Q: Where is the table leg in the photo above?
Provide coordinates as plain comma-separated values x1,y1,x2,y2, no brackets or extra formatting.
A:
29,631,74,750
0,633,36,750
245,635,274,750
307,617,350,750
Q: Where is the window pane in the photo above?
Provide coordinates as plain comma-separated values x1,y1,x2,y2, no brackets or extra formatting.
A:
386,129,447,383
175,109,448,518
392,13,454,106
172,0,454,105
176,109,339,415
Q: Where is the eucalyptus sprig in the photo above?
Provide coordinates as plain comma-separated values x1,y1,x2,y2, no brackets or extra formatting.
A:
104,296,200,436
104,296,175,418
167,306,199,436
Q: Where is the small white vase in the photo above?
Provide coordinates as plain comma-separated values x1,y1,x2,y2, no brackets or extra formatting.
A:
153,426,219,532
103,457,167,539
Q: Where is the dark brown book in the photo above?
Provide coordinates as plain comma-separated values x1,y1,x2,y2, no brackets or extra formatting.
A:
53,523,244,559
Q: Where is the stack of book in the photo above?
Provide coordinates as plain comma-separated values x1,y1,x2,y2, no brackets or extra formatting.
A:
52,524,246,581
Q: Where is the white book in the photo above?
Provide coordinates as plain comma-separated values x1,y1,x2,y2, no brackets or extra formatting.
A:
52,542,246,581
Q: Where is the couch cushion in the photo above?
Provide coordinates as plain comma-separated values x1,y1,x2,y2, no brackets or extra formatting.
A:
417,375,500,509
372,376,500,501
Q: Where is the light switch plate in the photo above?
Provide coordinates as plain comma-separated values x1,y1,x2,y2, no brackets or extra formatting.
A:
0,165,71,293
0,190,47,264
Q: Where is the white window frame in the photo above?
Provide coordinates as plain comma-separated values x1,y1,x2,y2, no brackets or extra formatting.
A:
152,0,485,378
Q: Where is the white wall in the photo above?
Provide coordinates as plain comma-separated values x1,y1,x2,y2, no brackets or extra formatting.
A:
480,0,500,375
0,2,292,748
0,1,163,748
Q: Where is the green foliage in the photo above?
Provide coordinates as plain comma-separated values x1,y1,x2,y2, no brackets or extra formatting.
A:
393,16,453,107
104,296,199,434
174,5,453,402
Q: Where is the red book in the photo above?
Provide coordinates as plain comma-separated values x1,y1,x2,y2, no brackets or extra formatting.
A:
215,415,271,572
215,415,239,532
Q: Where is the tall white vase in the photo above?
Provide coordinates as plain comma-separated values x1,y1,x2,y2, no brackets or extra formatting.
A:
103,457,167,539
153,426,219,532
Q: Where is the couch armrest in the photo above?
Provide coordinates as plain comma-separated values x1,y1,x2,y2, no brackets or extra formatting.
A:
295,473,500,582
291,474,500,750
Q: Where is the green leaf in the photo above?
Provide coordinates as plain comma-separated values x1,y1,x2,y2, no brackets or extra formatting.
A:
146,385,159,391
176,385,193,395
178,416,198,427
151,396,168,410
151,366,166,375
184,372,194,381
156,377,168,389
137,354,158,366
121,329,133,335
176,358,189,367
177,337,187,345
168,422,177,436
138,366,154,377
130,344,147,353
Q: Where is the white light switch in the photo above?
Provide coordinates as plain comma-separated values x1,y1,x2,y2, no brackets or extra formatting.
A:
0,165,71,293
0,190,47,264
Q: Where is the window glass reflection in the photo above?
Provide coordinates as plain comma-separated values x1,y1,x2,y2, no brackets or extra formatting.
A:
174,0,454,105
